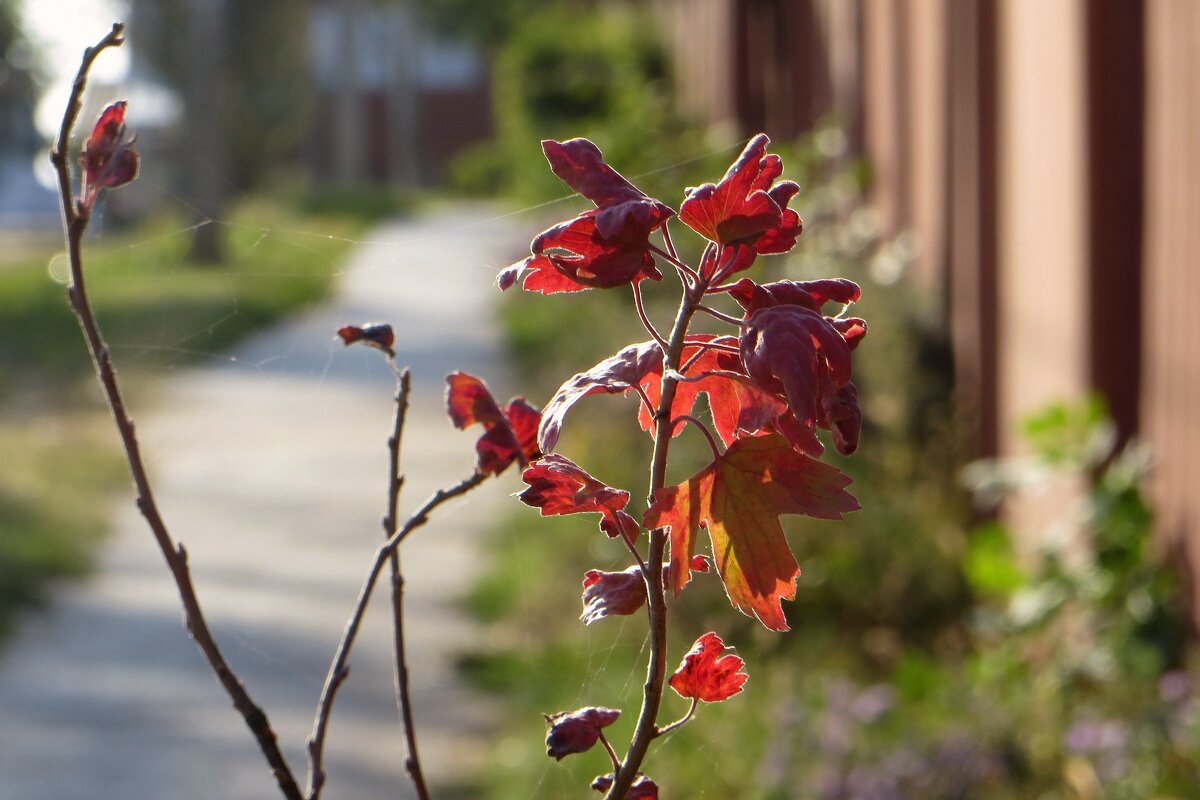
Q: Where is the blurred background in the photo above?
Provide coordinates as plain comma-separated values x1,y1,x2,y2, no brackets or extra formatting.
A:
1,0,1198,798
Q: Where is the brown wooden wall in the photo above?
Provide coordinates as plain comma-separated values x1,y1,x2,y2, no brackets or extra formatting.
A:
658,0,1200,620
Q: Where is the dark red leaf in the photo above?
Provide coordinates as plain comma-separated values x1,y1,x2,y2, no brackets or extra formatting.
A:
740,305,858,457
518,454,633,538
80,101,139,209
503,139,673,294
542,138,674,239
544,706,621,761
445,373,541,475
669,632,748,703
533,211,663,290
591,774,659,799
336,322,396,356
540,341,663,452
643,434,858,630
726,278,861,315
581,566,646,624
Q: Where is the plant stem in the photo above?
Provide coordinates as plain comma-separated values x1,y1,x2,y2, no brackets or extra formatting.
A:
670,414,722,461
606,277,705,800
654,698,699,738
632,281,669,352
306,471,486,799
52,23,303,800
380,365,431,800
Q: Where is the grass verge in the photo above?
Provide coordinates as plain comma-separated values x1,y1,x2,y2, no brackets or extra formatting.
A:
0,198,364,639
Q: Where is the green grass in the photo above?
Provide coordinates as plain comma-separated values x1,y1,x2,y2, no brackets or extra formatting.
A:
0,198,365,638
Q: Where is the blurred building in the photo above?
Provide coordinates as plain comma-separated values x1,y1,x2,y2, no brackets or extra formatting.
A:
657,0,1200,621
308,1,491,186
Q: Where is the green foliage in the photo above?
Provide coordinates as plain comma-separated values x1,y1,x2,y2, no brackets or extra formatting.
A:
449,4,712,204
0,200,359,637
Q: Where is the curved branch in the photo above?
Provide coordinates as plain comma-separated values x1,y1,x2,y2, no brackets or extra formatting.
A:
52,24,303,800
669,414,722,461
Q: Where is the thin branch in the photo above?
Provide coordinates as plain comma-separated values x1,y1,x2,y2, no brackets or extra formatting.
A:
632,282,669,352
631,383,657,423
660,225,681,262
654,698,699,738
677,339,742,377
619,527,648,576
379,364,431,800
670,414,722,461
649,243,700,287
694,304,746,328
52,24,302,800
598,729,621,772
307,470,487,800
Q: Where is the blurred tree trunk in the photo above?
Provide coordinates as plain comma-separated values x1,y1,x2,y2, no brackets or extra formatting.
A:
184,0,226,263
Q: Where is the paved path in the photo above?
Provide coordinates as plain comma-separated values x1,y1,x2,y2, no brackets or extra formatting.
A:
0,205,526,799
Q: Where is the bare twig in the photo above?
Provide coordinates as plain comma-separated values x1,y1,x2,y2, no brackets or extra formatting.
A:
51,23,303,800
379,364,432,800
307,470,487,799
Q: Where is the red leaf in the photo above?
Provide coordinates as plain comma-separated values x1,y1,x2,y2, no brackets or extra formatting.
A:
581,566,646,624
643,434,858,631
518,454,633,538
445,372,541,475
504,139,674,294
678,134,801,269
636,335,784,446
542,138,674,239
544,706,621,761
336,322,396,356
669,632,748,703
591,774,659,799
539,341,662,452
535,211,663,289
726,278,861,315
580,557,711,625
80,101,139,209
740,305,860,457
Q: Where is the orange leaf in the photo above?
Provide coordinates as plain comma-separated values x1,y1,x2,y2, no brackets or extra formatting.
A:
643,434,858,631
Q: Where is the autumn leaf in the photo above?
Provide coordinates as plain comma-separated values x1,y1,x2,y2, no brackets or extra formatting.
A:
643,434,859,631
336,322,396,356
677,133,801,278
544,706,621,761
500,138,673,294
669,632,748,703
580,556,709,625
445,372,541,476
518,454,636,538
80,101,139,210
539,341,662,453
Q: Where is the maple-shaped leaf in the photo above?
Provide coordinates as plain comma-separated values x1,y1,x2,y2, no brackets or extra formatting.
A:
643,434,858,631
740,305,861,457
678,134,802,278
544,706,621,761
446,372,541,475
518,454,636,539
80,101,139,210
540,341,662,452
636,334,785,447
669,632,748,703
591,773,659,799
336,322,396,356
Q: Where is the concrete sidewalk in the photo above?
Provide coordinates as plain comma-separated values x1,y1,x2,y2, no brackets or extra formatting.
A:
0,205,526,799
